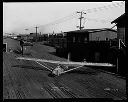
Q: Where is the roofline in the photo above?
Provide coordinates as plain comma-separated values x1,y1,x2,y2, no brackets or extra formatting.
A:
88,28,117,33
64,28,117,33
111,13,125,24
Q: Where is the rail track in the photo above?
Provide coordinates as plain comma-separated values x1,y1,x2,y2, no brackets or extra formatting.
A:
4,52,80,98
4,52,127,99
28,53,81,98
3,39,126,99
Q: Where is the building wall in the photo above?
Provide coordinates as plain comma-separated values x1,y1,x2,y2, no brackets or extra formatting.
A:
89,30,117,41
67,32,89,44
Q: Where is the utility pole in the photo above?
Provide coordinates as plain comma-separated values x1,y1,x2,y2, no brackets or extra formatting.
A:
34,26,39,42
77,11,86,30
117,39,121,73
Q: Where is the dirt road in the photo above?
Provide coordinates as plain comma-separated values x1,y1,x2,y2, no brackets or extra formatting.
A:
3,38,126,100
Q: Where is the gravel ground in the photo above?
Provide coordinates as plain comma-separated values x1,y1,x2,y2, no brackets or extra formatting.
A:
3,38,127,100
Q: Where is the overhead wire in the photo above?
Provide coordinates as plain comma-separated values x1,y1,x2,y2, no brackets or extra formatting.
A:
81,1,124,28
39,12,77,27
17,12,77,34
85,17,113,23
45,2,124,27
82,1,124,14
27,2,124,33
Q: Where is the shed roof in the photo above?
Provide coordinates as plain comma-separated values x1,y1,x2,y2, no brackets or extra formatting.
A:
65,28,117,33
111,13,125,24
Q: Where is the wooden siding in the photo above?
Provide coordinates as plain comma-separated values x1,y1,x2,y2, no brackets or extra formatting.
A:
89,31,117,41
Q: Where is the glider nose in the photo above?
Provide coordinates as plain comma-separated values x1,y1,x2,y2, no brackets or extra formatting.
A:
52,66,64,76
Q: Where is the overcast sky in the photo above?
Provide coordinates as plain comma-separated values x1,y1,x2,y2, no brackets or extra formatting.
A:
3,2,125,35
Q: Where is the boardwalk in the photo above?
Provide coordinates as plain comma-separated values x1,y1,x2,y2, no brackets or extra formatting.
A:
3,38,126,100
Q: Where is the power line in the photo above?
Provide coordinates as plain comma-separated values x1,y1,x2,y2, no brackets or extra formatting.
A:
41,2,124,28
47,15,76,26
85,17,112,23
23,2,124,33
39,12,77,28
82,1,124,14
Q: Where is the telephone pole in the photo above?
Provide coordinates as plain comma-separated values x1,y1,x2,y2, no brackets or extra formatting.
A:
77,11,86,30
34,26,39,42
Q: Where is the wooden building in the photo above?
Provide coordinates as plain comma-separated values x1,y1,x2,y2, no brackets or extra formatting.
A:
65,28,117,62
55,28,117,63
29,33,49,42
66,28,117,43
111,13,125,44
17,34,28,41
111,13,126,76
88,28,117,41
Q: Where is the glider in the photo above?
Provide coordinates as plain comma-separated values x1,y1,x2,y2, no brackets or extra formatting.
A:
16,57,115,76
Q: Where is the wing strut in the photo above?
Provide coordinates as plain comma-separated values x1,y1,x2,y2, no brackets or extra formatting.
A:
62,65,84,74
36,61,53,72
